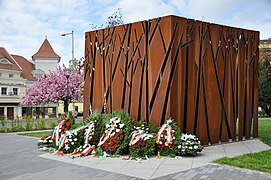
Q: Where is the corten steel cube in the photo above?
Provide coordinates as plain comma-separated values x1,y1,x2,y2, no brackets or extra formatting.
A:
84,15,259,145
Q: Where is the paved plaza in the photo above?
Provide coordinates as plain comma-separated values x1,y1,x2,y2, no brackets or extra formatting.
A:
0,133,271,179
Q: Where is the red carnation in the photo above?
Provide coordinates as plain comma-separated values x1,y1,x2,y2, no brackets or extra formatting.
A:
66,122,71,127
114,144,118,149
110,141,114,146
110,147,114,152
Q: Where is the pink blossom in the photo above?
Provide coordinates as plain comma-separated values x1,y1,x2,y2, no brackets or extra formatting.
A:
21,65,83,106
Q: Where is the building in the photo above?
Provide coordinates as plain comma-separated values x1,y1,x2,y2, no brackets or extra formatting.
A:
0,38,60,119
259,38,271,61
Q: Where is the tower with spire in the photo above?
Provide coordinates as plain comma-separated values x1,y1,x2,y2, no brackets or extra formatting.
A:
32,38,60,75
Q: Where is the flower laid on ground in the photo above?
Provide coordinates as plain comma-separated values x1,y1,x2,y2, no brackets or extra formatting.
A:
38,134,54,149
156,119,182,156
52,117,71,146
178,133,203,156
98,117,125,155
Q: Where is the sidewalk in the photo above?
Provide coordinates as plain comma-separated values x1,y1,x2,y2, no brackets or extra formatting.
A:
39,139,271,179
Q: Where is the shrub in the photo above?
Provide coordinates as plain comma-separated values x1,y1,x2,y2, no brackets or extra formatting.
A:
0,116,6,128
47,118,56,129
24,115,34,131
36,119,46,130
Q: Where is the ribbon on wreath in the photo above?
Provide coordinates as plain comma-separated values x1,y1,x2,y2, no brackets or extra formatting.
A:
129,130,143,146
69,144,96,158
98,117,119,147
58,124,90,149
84,122,95,145
129,130,153,146
52,120,65,146
156,119,173,144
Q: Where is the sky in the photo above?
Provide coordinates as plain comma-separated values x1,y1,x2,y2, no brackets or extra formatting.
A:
0,0,271,66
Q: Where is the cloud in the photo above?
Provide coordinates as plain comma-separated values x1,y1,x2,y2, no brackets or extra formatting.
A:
0,0,270,68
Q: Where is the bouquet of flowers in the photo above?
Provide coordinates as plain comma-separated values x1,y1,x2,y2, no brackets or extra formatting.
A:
178,133,203,156
98,117,125,155
129,125,155,158
38,134,53,150
156,119,181,156
52,117,71,146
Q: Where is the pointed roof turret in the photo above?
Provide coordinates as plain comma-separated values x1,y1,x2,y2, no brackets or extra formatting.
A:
32,38,60,61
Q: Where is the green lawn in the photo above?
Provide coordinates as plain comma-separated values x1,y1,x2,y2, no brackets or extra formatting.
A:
214,119,271,173
18,131,52,138
258,119,271,146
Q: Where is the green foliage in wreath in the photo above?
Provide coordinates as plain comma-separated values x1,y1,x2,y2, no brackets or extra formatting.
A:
59,129,85,154
156,119,182,156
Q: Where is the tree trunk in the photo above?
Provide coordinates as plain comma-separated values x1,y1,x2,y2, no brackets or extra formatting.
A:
64,99,69,115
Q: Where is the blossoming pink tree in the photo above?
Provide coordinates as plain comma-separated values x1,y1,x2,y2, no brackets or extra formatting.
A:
21,65,83,114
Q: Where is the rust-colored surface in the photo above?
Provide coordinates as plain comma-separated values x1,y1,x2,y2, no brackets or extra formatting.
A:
84,15,259,145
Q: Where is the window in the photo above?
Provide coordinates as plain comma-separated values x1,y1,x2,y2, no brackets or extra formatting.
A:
9,74,14,78
1,87,7,95
13,88,18,95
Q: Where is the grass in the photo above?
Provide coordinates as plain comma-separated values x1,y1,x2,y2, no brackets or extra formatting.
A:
258,119,271,146
214,119,271,173
214,150,271,173
18,131,52,138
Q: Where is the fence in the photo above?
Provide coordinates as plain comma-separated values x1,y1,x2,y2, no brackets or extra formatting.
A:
84,15,259,145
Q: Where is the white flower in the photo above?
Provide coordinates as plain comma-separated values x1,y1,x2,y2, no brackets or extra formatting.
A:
49,140,53,143
74,138,78,141
69,135,72,138
189,146,193,150
83,144,88,148
106,124,110,128
165,142,168,146
178,145,181,149
173,137,176,140
194,145,198,149
136,127,140,130
119,123,124,128
71,142,74,145
116,129,120,133
115,119,120,124
66,131,72,136
42,147,48,151
146,128,149,131
142,124,144,127
74,132,77,136
159,141,162,144
38,140,43,143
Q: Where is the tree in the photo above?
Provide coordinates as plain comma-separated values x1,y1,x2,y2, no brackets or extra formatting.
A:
259,49,271,117
90,8,123,29
21,65,84,114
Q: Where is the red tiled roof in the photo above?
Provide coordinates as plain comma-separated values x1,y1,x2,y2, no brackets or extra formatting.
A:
0,47,22,71
12,55,36,81
32,39,60,59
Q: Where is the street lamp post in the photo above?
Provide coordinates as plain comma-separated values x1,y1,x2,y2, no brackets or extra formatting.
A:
61,30,75,116
61,30,74,65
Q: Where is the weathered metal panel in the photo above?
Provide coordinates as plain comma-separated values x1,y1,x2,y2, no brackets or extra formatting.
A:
84,15,259,145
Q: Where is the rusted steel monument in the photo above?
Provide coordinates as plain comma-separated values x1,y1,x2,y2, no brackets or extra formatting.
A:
84,15,259,145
